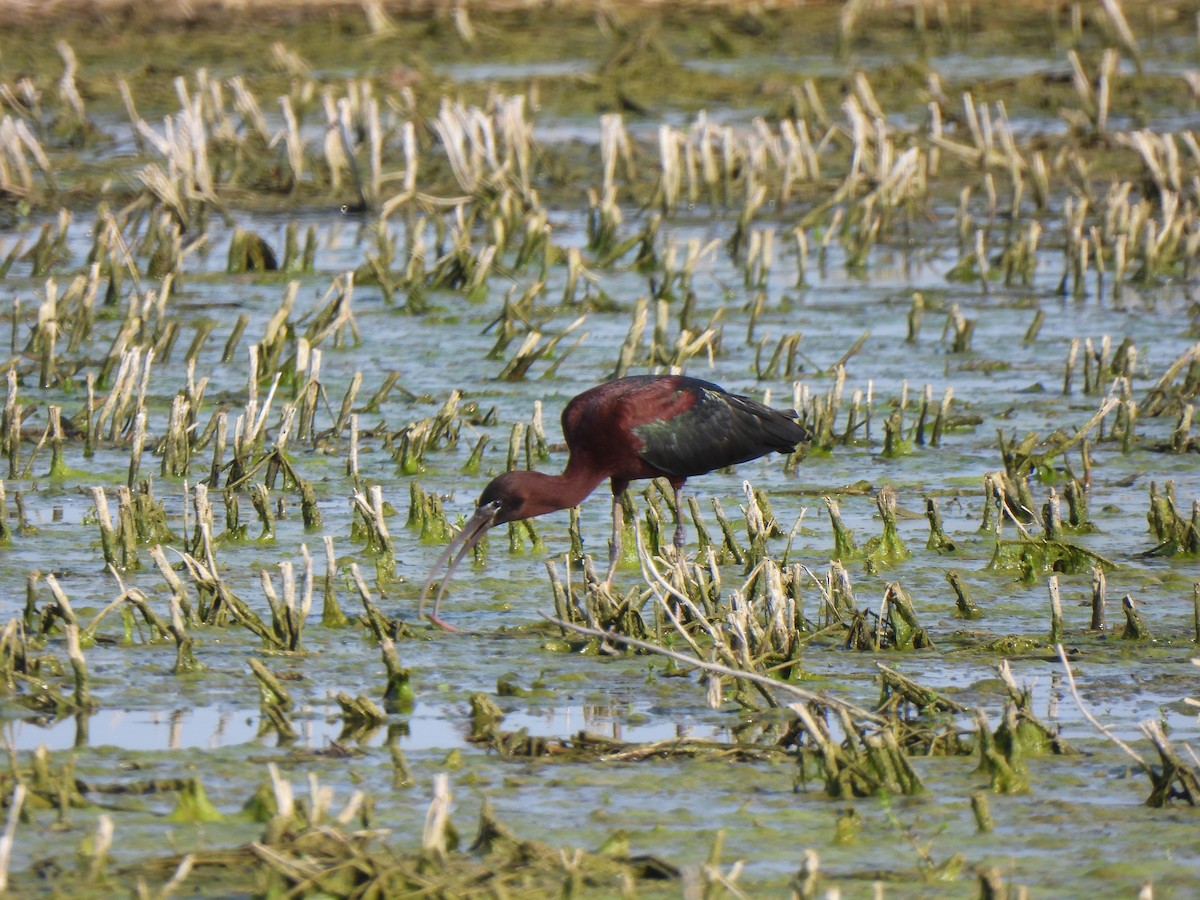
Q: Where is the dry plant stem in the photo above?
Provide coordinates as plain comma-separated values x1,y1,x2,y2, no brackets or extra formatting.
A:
151,544,194,622
1194,583,1200,643
0,483,10,545
348,563,399,639
5,403,18,480
1140,720,1200,806
638,528,720,657
165,590,201,673
248,658,293,710
924,496,956,552
1091,567,1107,630
155,855,195,897
987,474,1032,539
83,565,159,638
91,486,118,567
0,784,25,892
390,736,413,789
978,868,1005,899
86,814,113,882
636,529,746,672
946,569,981,619
540,613,883,724
42,573,77,629
1048,576,1063,642
876,663,967,713
970,792,993,833
320,535,348,627
1121,594,1150,639
64,623,91,709
1057,643,1148,772
336,692,386,727
422,773,454,860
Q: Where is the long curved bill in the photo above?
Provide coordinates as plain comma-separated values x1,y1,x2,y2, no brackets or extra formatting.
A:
418,501,500,631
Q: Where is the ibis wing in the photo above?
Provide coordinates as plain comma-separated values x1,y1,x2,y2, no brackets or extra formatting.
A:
634,387,807,478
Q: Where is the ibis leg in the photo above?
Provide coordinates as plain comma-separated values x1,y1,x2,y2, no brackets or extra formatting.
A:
673,486,687,556
604,494,622,587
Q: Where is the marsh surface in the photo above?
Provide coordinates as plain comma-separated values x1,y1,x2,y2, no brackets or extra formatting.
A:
0,1,1199,896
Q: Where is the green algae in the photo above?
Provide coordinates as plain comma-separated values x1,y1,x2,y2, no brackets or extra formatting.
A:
166,776,225,823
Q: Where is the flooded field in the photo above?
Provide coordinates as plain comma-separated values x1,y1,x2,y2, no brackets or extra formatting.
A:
1,0,1199,895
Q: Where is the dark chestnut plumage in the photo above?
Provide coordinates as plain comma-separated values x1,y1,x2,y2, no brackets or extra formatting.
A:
419,374,809,629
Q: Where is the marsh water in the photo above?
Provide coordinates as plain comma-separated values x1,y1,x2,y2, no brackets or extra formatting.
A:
1,2,1199,896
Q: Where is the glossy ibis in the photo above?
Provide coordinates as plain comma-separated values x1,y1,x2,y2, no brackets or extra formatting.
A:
419,374,810,629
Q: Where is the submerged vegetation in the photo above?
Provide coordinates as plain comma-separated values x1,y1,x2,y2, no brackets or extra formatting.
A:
0,0,1199,895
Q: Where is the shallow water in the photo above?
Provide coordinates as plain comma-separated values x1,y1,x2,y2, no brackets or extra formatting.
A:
2,193,1198,892
1,7,1199,896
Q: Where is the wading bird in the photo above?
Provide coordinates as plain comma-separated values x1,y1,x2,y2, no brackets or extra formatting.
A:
419,374,810,629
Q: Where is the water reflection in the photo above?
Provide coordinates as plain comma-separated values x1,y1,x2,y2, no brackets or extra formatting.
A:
502,703,726,745
2,701,723,752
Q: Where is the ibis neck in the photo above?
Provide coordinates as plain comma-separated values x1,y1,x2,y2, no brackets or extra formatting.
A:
509,467,606,519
